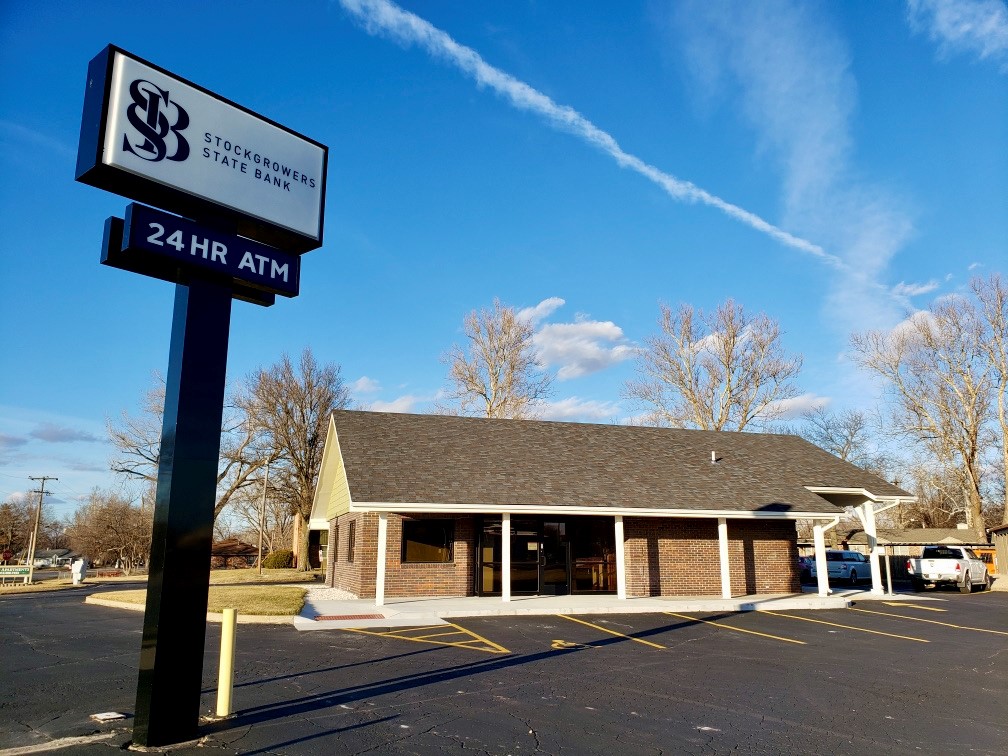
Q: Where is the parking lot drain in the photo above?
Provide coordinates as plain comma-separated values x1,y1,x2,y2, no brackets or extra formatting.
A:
315,614,385,621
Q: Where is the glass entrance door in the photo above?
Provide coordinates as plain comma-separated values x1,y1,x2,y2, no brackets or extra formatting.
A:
541,521,570,595
509,519,541,594
478,516,604,596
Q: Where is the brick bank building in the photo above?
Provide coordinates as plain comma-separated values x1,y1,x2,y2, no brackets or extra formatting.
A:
309,410,912,603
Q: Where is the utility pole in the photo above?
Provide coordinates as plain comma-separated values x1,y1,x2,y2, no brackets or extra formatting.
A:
257,460,270,576
27,476,57,582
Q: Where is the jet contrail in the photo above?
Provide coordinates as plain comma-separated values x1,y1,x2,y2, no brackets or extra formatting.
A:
339,0,843,267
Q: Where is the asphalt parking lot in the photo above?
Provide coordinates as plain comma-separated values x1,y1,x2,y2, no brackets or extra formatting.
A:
2,587,1005,755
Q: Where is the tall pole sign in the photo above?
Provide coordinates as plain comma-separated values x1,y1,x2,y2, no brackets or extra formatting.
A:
76,45,327,748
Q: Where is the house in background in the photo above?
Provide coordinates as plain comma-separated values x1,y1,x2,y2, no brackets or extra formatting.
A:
310,411,915,604
210,538,260,568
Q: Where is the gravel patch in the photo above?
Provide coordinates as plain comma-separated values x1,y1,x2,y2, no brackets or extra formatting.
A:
305,586,359,601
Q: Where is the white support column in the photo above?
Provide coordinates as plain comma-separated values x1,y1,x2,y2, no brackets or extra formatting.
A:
717,518,731,598
614,515,626,600
864,501,884,595
375,513,387,607
501,512,511,602
813,522,829,597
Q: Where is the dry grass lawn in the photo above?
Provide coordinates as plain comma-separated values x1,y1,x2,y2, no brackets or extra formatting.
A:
1,567,322,616
99,585,307,616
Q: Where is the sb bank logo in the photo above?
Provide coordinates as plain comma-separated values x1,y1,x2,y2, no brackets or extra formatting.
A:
122,78,190,163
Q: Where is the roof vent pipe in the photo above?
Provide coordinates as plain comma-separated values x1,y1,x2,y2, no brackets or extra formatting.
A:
711,450,716,463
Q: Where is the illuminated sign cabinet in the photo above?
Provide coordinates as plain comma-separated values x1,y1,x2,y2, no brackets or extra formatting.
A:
78,44,327,263
76,45,329,747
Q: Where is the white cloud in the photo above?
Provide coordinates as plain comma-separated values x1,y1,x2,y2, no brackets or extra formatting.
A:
534,319,637,380
891,280,940,298
517,297,565,325
906,0,1008,69
767,393,830,420
29,423,99,443
338,0,834,262
0,120,76,158
671,1,916,337
368,395,422,413
351,376,382,394
538,397,624,422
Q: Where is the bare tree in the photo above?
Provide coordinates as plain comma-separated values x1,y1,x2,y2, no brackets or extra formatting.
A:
65,488,153,574
438,298,553,419
240,348,350,571
973,273,1008,525
0,496,32,557
625,299,803,431
221,471,294,556
798,406,893,477
851,298,992,528
108,372,268,521
899,464,973,529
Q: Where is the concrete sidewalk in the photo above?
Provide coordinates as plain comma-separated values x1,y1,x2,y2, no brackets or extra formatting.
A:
292,586,936,631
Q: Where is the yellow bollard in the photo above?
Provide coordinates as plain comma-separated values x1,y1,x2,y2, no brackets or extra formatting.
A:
216,608,237,717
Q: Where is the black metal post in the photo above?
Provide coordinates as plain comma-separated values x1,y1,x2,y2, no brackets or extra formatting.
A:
133,276,232,747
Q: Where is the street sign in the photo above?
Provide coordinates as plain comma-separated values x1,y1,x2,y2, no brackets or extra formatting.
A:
101,204,301,301
77,45,327,253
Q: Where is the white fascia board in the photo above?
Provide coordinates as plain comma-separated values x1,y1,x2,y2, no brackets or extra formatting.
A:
308,415,337,521
308,519,329,530
348,501,840,521
804,486,917,504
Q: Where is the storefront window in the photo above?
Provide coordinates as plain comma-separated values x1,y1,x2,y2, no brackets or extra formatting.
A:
401,519,454,563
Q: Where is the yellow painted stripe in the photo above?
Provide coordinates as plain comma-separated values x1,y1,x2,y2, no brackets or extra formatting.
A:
341,627,509,654
445,622,511,654
763,610,929,643
881,601,947,613
389,624,448,632
558,614,666,649
663,611,806,645
851,607,1008,636
409,630,469,640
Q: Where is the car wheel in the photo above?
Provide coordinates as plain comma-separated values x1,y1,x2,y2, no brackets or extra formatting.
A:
980,572,990,591
960,573,972,594
849,570,858,586
911,578,924,592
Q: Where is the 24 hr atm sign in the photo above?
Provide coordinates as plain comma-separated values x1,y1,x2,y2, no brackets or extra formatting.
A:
77,45,327,253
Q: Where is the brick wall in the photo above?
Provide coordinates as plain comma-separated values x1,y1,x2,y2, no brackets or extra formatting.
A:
327,513,476,598
384,515,476,598
624,517,800,596
328,512,379,598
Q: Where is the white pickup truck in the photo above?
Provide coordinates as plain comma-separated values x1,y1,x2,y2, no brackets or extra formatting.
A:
906,545,990,593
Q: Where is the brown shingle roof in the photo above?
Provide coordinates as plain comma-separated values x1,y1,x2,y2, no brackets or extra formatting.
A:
843,528,988,546
332,411,911,516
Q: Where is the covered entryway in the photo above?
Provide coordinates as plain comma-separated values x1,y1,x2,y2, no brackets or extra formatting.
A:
476,516,616,596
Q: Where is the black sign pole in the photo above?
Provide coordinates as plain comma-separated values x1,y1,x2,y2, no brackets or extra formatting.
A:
133,275,232,747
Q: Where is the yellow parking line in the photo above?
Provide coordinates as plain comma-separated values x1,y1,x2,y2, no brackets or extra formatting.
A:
763,610,929,643
444,622,511,654
851,607,1008,636
389,624,446,633
881,601,946,612
342,623,509,654
558,614,666,649
663,611,806,645
409,630,469,640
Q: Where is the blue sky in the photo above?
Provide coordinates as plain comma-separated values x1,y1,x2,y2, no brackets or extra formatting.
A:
1,0,1006,519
